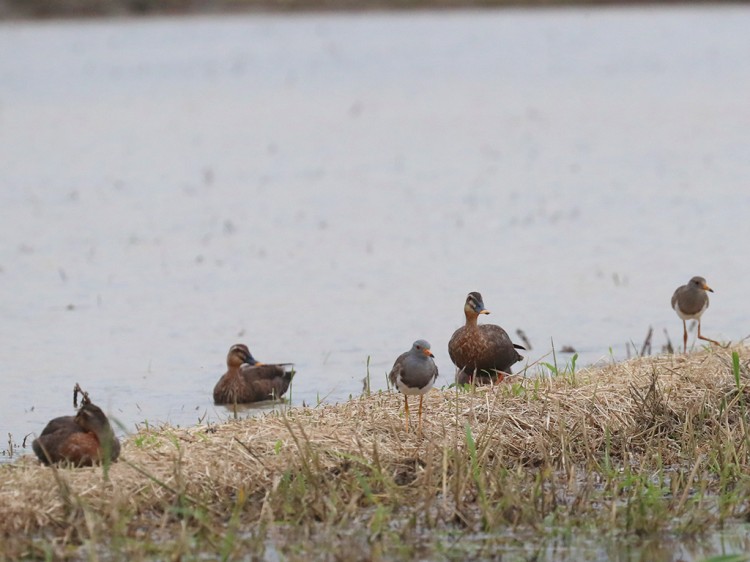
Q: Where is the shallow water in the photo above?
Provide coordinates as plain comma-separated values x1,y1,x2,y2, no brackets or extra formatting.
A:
509,523,750,562
262,520,750,561
1,6,749,457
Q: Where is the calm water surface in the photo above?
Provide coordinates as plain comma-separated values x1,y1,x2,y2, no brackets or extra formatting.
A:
1,7,749,468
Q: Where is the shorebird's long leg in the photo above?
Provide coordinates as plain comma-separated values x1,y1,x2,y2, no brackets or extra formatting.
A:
697,320,721,346
404,395,410,432
417,395,424,436
682,320,688,354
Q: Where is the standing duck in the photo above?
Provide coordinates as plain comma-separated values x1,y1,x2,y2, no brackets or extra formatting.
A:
671,276,720,353
389,339,438,434
33,384,120,467
449,291,525,385
213,344,294,405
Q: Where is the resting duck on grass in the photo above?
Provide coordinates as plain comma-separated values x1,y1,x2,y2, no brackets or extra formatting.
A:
213,344,294,405
448,291,525,385
32,384,120,467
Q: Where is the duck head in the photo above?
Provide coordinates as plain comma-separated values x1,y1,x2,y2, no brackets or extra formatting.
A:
75,403,113,437
464,292,491,317
227,344,258,367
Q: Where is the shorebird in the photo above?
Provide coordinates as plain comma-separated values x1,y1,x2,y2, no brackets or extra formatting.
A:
389,339,438,434
671,276,720,353
33,386,120,467
213,344,294,404
449,291,525,385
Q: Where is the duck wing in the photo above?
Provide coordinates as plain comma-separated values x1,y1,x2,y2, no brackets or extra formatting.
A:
448,326,471,370
37,415,79,437
478,325,524,371
247,377,293,401
240,363,294,382
240,364,294,401
32,416,84,465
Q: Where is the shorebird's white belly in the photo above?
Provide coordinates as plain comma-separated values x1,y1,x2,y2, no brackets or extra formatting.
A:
395,376,434,396
673,301,708,321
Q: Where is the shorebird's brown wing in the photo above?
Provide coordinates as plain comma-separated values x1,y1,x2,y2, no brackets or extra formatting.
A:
388,352,407,387
671,285,684,311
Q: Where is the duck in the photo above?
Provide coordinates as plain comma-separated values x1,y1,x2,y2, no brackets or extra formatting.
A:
32,390,120,467
389,339,438,434
448,291,525,385
213,343,294,405
671,276,720,353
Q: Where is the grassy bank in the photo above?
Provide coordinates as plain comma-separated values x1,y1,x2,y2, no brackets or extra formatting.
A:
2,346,750,560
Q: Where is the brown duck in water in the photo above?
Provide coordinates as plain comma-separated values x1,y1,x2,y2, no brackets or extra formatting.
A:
213,344,294,405
671,276,720,353
33,385,120,467
449,291,525,385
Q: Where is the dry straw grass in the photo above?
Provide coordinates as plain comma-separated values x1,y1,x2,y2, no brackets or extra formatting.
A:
2,345,750,559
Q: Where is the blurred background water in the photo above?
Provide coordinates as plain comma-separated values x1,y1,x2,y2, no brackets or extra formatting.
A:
1,6,749,456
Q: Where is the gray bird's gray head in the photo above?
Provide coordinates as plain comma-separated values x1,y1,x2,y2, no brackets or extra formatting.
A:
411,339,434,358
688,276,713,293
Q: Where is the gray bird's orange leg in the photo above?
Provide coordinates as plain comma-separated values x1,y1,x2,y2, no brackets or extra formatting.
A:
404,395,410,432
697,320,721,347
682,320,688,354
417,395,424,436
